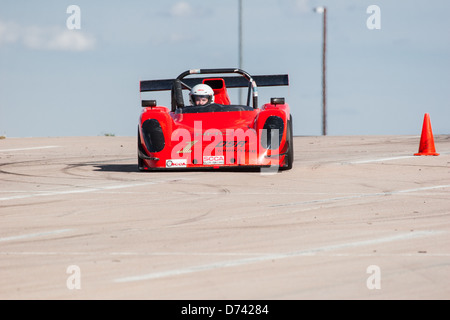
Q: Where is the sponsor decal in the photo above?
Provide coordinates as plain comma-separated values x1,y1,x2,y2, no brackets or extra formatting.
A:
215,141,248,148
170,122,280,168
177,140,198,154
203,155,225,165
166,159,187,168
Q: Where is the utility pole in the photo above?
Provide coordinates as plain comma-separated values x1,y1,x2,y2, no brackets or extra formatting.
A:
315,6,327,136
238,0,243,105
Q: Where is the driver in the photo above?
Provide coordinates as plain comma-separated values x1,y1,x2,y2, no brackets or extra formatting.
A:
189,84,214,106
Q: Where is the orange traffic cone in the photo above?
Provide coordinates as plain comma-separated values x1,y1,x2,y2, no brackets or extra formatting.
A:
414,113,439,156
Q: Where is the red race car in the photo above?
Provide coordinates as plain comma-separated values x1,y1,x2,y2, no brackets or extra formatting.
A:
138,68,293,172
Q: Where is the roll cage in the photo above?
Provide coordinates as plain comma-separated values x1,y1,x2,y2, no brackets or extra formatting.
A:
171,68,258,112
139,68,289,112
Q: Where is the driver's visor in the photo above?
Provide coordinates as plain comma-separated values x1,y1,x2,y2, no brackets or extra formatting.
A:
193,95,212,104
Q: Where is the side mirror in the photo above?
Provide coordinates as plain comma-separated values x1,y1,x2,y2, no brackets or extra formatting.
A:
271,97,285,105
142,100,157,107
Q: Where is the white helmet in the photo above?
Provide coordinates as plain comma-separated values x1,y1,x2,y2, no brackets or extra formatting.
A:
189,84,214,106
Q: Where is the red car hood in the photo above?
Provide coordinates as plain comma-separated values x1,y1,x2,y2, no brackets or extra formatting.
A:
171,110,259,133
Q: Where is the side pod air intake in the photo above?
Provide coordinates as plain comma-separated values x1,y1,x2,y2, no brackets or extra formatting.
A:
142,119,165,152
261,116,284,150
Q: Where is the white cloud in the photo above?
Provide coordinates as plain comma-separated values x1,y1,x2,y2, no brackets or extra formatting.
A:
169,31,194,43
0,20,20,45
277,0,312,15
41,28,95,51
0,19,95,51
294,0,311,13
170,2,193,17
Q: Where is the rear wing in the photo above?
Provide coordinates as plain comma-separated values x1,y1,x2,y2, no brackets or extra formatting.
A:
140,74,289,92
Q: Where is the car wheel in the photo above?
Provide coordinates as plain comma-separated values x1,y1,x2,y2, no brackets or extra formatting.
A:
281,116,294,170
137,127,145,171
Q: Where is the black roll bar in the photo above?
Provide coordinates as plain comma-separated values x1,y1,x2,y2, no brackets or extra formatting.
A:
174,68,258,110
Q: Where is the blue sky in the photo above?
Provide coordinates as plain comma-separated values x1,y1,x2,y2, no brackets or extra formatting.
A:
0,0,449,137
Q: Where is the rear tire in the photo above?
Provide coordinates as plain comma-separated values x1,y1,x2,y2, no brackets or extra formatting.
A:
281,116,294,170
137,127,145,171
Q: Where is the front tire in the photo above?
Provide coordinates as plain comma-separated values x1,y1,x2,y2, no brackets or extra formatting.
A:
137,127,145,171
281,116,294,170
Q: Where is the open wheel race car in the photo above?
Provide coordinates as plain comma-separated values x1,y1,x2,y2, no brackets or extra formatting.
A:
138,68,293,171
